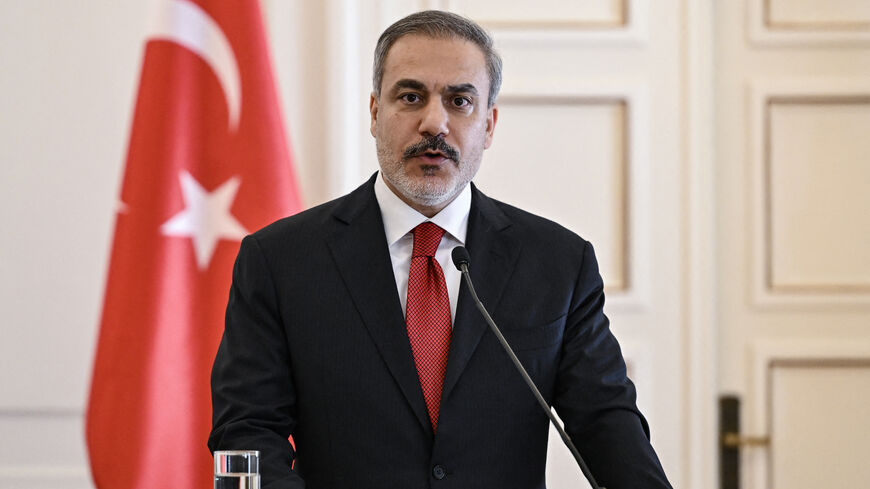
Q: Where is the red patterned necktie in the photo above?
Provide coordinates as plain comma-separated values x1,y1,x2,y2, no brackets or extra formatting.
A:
406,222,452,432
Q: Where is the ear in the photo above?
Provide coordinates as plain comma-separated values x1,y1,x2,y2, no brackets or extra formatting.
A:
369,93,379,138
483,104,498,149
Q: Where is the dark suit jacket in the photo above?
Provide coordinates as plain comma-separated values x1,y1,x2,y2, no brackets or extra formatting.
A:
209,174,672,489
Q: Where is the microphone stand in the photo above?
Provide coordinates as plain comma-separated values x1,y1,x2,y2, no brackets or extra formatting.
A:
452,247,605,489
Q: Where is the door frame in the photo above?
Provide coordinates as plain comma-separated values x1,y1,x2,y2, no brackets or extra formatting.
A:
683,0,719,488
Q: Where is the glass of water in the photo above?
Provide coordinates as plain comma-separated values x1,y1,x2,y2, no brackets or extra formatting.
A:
214,450,260,489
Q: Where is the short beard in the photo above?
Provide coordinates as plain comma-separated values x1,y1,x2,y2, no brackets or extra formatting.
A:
377,136,477,208
383,162,461,207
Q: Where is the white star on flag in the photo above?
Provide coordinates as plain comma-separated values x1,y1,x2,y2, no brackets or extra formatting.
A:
161,170,248,270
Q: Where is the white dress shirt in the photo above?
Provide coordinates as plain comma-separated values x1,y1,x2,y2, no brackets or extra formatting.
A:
374,173,471,323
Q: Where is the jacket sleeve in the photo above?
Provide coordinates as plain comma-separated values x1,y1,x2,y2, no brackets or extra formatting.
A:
552,240,673,489
209,235,305,488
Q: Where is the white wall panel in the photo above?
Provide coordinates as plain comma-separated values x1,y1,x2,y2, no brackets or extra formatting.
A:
768,0,870,28
749,79,870,306
0,1,146,410
457,0,649,45
770,362,870,489
749,0,870,45
768,100,870,290
447,0,625,27
747,341,870,489
475,98,628,291
0,2,158,486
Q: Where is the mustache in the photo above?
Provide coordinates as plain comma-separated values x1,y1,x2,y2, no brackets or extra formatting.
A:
402,136,459,162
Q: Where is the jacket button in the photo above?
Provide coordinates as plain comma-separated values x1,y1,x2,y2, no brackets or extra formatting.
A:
432,465,446,480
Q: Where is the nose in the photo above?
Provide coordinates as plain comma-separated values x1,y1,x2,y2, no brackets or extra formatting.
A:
418,98,449,138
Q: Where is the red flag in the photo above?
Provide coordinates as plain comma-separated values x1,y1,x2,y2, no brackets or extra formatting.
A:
86,0,300,487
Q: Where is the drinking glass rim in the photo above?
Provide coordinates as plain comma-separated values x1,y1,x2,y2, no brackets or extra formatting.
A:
214,450,260,456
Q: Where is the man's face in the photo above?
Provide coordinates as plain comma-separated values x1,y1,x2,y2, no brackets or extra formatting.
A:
370,34,497,215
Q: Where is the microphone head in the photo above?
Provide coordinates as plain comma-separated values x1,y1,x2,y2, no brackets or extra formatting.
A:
451,246,471,270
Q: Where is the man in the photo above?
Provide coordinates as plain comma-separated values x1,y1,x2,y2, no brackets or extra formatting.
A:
210,10,672,489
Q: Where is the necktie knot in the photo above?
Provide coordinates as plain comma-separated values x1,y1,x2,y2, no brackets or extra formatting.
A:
412,222,445,258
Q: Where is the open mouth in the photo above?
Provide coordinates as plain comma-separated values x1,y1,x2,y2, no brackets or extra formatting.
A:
418,150,448,160
403,136,459,162
414,152,450,166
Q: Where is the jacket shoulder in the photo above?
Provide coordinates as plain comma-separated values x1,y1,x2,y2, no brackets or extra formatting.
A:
248,176,378,249
251,195,342,244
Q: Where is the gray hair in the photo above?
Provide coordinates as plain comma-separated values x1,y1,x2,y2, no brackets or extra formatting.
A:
372,10,502,107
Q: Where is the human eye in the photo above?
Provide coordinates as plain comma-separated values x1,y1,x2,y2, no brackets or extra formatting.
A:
399,92,422,104
450,96,472,109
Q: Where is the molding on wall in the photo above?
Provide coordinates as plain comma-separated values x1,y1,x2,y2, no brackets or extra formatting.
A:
0,467,91,489
498,79,652,312
748,339,870,489
0,409,91,489
494,95,630,294
748,78,870,308
443,0,649,46
748,0,870,46
683,0,718,487
447,0,629,29
325,0,364,198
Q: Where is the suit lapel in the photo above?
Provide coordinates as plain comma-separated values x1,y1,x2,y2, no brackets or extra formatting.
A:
442,185,521,402
325,176,432,436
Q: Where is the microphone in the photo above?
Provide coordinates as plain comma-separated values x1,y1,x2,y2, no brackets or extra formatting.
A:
451,246,605,489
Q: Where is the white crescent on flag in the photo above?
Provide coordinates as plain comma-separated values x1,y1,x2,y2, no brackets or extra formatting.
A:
146,0,242,131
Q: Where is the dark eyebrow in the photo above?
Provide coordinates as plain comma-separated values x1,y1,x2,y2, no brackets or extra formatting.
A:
389,79,480,98
445,83,479,96
391,79,427,94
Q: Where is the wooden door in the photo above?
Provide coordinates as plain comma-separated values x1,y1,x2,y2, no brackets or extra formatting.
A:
715,1,870,488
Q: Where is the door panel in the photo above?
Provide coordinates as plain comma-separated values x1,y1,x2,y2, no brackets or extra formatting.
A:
770,361,870,489
716,1,870,488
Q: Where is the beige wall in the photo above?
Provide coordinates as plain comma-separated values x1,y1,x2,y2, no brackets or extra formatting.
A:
1,2,146,486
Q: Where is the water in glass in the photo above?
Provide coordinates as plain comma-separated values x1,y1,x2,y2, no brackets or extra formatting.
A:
214,473,260,489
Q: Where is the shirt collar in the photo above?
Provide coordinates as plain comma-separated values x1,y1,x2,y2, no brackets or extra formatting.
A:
374,172,471,246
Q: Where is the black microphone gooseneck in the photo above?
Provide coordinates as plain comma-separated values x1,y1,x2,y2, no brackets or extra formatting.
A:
450,246,605,489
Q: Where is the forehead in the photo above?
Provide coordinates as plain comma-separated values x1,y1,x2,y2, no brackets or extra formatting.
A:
381,34,488,89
